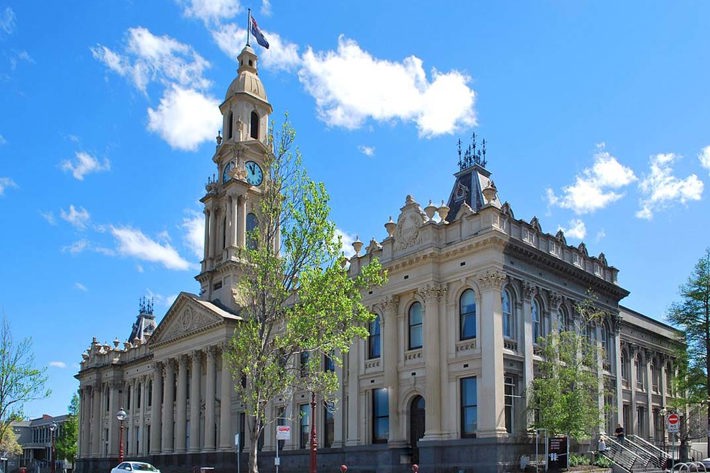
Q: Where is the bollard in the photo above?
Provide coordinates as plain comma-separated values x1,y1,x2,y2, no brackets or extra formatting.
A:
340,465,348,473
412,465,419,473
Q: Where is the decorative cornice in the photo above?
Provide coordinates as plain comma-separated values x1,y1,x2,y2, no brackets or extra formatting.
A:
477,269,506,291
417,284,447,302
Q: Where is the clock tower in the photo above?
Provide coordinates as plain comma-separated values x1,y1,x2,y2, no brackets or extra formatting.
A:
195,44,273,311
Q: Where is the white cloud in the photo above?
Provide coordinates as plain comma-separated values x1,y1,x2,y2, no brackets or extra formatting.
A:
636,153,704,220
74,282,88,292
40,211,56,225
182,210,205,259
0,7,15,37
92,27,212,93
546,145,637,215
595,229,606,242
61,151,110,180
60,205,90,230
211,23,300,72
558,219,586,240
298,36,476,137
260,0,272,16
358,145,375,157
699,146,710,172
179,0,241,24
0,177,17,196
110,225,191,270
146,289,178,308
147,85,222,151
62,239,90,254
49,361,67,369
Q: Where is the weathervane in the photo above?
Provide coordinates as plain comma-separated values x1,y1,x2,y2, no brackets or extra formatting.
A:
457,132,487,171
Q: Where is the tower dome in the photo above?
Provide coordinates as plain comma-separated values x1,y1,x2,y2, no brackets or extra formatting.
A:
224,45,268,103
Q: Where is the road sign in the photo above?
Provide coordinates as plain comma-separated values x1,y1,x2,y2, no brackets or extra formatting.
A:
276,425,291,441
667,413,680,433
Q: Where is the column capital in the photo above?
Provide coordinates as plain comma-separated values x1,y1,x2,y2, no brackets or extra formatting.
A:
547,291,563,310
522,280,536,301
477,269,507,291
417,284,446,303
373,295,399,316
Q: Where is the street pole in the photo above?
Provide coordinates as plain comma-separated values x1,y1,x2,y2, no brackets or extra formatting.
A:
309,392,317,473
116,408,127,463
49,422,57,473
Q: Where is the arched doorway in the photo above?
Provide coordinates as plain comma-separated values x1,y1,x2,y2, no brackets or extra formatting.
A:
409,395,426,464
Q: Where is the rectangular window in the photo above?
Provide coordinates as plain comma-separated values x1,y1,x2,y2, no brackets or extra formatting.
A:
324,402,335,448
372,388,389,443
127,389,131,410
324,353,335,373
461,377,477,437
299,404,310,449
300,351,310,377
636,406,645,436
137,383,141,409
504,375,516,433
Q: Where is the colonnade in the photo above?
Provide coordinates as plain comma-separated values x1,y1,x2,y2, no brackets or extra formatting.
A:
78,345,235,459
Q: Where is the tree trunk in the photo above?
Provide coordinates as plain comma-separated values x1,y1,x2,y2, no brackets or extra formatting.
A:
249,433,259,473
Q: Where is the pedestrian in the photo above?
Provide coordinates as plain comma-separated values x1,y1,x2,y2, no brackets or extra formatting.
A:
598,437,607,452
615,424,625,443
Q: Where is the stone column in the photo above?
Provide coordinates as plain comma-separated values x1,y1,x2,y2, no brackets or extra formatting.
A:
477,269,508,438
379,296,403,445
190,350,202,452
162,359,176,453
521,281,536,430
205,347,217,451
646,350,654,439
150,363,163,454
614,321,624,430
345,344,360,446
92,383,103,457
629,346,638,435
203,209,210,262
219,347,233,450
332,358,345,448
127,380,136,456
419,284,445,440
175,355,188,452
109,382,122,457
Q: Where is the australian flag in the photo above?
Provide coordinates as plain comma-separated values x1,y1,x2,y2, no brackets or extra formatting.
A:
250,16,270,49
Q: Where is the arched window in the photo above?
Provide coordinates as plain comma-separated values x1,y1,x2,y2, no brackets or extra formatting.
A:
250,111,259,139
502,288,513,339
368,315,381,359
408,302,423,349
228,112,234,139
601,322,611,364
221,215,227,249
558,306,569,333
460,289,476,340
621,350,629,381
532,299,541,343
246,213,258,249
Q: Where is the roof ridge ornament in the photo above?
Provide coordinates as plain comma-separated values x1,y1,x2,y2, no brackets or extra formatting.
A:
457,132,487,171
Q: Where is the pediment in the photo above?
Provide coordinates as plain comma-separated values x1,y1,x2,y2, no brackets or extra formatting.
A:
150,292,235,346
393,195,427,252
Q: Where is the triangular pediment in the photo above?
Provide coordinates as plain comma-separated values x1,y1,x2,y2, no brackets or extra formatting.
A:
149,292,241,347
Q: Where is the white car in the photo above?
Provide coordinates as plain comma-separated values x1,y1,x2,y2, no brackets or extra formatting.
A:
110,462,161,473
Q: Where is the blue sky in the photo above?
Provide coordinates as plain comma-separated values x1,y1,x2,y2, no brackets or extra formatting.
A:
1,1,709,419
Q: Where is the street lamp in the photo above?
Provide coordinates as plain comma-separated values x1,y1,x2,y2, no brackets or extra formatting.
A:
309,392,317,473
48,421,57,473
116,408,127,463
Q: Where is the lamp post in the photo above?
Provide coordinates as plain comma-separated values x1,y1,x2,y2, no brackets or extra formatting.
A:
309,392,317,473
116,408,127,463
49,421,57,473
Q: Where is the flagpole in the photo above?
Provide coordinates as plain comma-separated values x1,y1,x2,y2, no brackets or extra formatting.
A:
246,8,251,46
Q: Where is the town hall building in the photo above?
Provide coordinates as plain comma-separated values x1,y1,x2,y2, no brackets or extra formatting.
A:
75,44,684,473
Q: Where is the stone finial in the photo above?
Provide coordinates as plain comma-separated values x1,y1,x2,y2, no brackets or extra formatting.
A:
384,216,396,237
482,180,498,205
113,337,120,348
424,200,437,220
438,201,450,223
352,236,363,256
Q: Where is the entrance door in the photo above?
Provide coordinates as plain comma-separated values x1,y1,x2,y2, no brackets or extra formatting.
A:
409,396,426,464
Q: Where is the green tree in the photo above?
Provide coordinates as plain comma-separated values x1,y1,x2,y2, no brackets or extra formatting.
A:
55,393,79,467
0,427,22,456
666,248,710,455
528,295,609,440
225,118,386,473
0,317,50,442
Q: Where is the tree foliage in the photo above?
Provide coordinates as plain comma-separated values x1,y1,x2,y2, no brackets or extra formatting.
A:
55,393,79,466
0,317,50,442
665,248,710,450
528,295,609,439
225,118,386,473
0,427,22,456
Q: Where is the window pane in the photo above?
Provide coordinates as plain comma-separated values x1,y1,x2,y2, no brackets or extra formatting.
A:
460,377,477,437
460,289,476,340
373,388,389,443
299,404,310,449
502,289,512,338
409,302,423,349
369,315,381,359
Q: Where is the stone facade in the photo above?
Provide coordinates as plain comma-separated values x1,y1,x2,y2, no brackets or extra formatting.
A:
75,45,684,473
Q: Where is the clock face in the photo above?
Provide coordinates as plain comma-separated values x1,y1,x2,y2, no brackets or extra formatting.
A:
222,161,235,183
245,160,263,186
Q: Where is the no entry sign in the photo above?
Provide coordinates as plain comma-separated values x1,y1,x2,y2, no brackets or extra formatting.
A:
667,413,680,433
